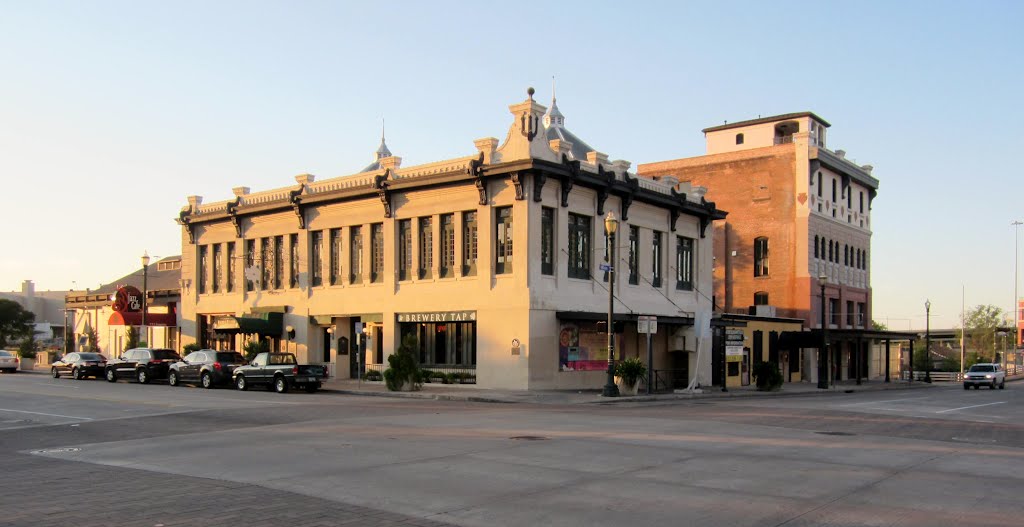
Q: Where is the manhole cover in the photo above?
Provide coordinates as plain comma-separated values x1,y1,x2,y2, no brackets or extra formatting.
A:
815,431,855,436
30,447,81,455
509,435,549,441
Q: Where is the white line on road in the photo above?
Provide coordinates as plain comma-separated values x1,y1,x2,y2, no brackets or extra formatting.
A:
935,401,1007,414
839,397,925,406
0,408,93,420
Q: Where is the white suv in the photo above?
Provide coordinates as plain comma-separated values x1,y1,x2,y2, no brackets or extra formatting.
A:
963,363,1006,390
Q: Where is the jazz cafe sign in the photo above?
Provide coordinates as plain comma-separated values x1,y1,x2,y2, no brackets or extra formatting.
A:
111,285,144,313
396,310,476,323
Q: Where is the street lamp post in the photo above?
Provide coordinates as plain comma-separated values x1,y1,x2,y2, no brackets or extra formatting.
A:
924,299,932,383
818,274,830,389
141,251,150,346
602,211,620,398
1014,220,1021,348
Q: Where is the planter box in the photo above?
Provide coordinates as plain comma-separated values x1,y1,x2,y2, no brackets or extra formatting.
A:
19,357,36,372
615,376,639,396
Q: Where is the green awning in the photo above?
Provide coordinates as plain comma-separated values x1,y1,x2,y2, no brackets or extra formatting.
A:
213,312,283,335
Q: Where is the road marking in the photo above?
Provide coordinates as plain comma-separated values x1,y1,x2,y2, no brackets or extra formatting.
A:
935,401,1007,414
0,408,93,420
839,397,925,406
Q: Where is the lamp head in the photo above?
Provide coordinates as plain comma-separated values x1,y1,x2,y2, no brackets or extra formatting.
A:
604,211,618,235
326,327,334,335
818,273,827,283
925,299,931,311
141,251,151,267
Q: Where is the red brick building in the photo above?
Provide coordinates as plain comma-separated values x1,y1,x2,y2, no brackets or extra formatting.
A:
639,113,895,383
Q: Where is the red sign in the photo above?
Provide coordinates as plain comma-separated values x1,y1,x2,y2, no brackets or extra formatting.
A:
112,285,143,313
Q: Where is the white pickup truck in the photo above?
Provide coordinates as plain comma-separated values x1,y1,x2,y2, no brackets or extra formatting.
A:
963,363,1006,390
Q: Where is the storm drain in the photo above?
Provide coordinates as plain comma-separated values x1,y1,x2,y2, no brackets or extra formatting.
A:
815,431,855,436
509,435,549,441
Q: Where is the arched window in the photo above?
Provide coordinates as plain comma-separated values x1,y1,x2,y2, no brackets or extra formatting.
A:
828,240,834,262
754,237,769,277
735,133,744,145
844,245,849,266
814,235,819,258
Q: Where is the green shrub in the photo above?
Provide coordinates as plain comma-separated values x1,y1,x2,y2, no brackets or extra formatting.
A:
383,334,422,391
752,361,783,391
363,370,383,381
614,357,647,387
243,339,269,361
17,337,37,359
183,343,201,354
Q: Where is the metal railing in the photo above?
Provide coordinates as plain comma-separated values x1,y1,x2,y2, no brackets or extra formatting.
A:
361,363,477,384
650,369,690,392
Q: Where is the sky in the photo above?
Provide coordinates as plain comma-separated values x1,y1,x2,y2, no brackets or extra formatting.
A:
1,1,1021,330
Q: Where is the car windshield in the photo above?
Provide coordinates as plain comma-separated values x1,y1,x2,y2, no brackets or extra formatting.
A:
969,365,995,372
153,349,182,360
79,353,103,360
216,352,246,363
0,351,11,357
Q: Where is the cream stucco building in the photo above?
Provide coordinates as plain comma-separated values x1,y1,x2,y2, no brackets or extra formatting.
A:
177,89,726,390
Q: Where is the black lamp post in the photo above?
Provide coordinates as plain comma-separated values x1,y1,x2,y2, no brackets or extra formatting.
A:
818,274,830,389
602,211,620,398
141,251,150,345
924,299,932,383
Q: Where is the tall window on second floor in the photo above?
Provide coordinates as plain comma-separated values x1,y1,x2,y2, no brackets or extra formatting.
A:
628,226,639,285
349,226,363,284
541,207,554,276
814,235,819,259
288,234,298,288
419,216,433,279
495,206,513,275
198,245,208,294
310,230,323,287
754,237,769,277
211,244,222,293
398,219,412,281
846,300,855,326
261,237,272,289
651,230,663,288
567,213,591,279
463,211,478,276
831,179,837,202
246,239,256,292
371,223,384,283
226,242,235,292
676,236,694,290
440,214,455,279
329,228,341,285
274,235,285,289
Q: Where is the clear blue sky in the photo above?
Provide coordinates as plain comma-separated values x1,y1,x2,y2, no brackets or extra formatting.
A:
1,1,1021,330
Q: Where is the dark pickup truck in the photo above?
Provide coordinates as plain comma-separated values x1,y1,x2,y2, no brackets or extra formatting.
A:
232,352,326,393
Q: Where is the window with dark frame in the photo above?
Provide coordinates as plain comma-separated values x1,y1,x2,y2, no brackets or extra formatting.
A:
329,228,341,285
274,235,284,289
350,226,363,284
246,239,256,291
311,230,323,287
628,226,639,285
398,219,412,281
419,216,433,279
495,206,513,274
814,235,819,258
371,223,384,283
198,245,208,294
754,291,769,306
211,244,221,293
676,235,694,290
288,234,298,288
859,191,864,213
567,213,591,279
735,133,744,145
440,214,455,279
652,230,662,287
817,172,822,197
463,211,478,276
261,237,272,290
754,237,769,277
541,207,554,276
846,300,855,326
226,242,235,292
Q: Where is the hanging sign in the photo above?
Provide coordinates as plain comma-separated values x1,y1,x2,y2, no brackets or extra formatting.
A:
111,286,143,313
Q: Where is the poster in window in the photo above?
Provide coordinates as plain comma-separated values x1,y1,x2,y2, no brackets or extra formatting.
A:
559,323,614,371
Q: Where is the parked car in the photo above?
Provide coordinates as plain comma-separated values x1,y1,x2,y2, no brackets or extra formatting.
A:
105,348,182,384
963,363,1006,390
169,349,247,389
232,352,326,393
0,350,18,373
51,352,108,379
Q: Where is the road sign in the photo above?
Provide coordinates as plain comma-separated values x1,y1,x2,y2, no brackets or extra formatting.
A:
726,345,744,362
599,263,613,272
725,329,745,342
637,315,657,334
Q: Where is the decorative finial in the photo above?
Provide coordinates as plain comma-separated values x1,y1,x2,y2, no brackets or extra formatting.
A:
381,116,385,142
551,76,556,102
527,86,535,100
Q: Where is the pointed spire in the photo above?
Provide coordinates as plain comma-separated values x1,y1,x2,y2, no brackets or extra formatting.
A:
543,77,564,129
375,117,392,159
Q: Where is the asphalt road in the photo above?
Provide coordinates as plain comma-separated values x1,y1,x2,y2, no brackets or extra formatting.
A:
1,372,1022,527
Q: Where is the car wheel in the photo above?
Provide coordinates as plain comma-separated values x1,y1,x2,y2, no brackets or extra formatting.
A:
201,372,213,389
168,371,179,387
963,384,969,390
51,367,60,378
235,375,248,391
999,380,1005,389
274,376,289,394
105,368,117,382
137,369,149,384
990,382,996,390
72,367,81,380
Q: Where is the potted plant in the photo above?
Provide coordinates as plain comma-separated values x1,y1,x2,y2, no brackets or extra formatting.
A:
17,337,38,371
383,334,423,391
752,361,783,391
614,357,647,396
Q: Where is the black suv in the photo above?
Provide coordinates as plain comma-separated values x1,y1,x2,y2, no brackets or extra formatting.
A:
105,348,181,384
168,349,247,389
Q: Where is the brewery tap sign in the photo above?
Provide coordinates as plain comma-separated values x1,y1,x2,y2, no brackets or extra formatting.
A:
112,285,144,312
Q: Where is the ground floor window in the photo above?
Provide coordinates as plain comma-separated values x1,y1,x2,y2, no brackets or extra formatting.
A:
559,322,617,371
400,322,476,367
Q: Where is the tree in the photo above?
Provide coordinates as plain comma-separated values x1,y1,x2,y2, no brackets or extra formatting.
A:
124,326,139,352
958,304,1004,362
0,299,35,348
84,326,99,353
872,320,888,331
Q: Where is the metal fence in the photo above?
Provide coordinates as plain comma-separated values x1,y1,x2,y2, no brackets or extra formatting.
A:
361,363,477,384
